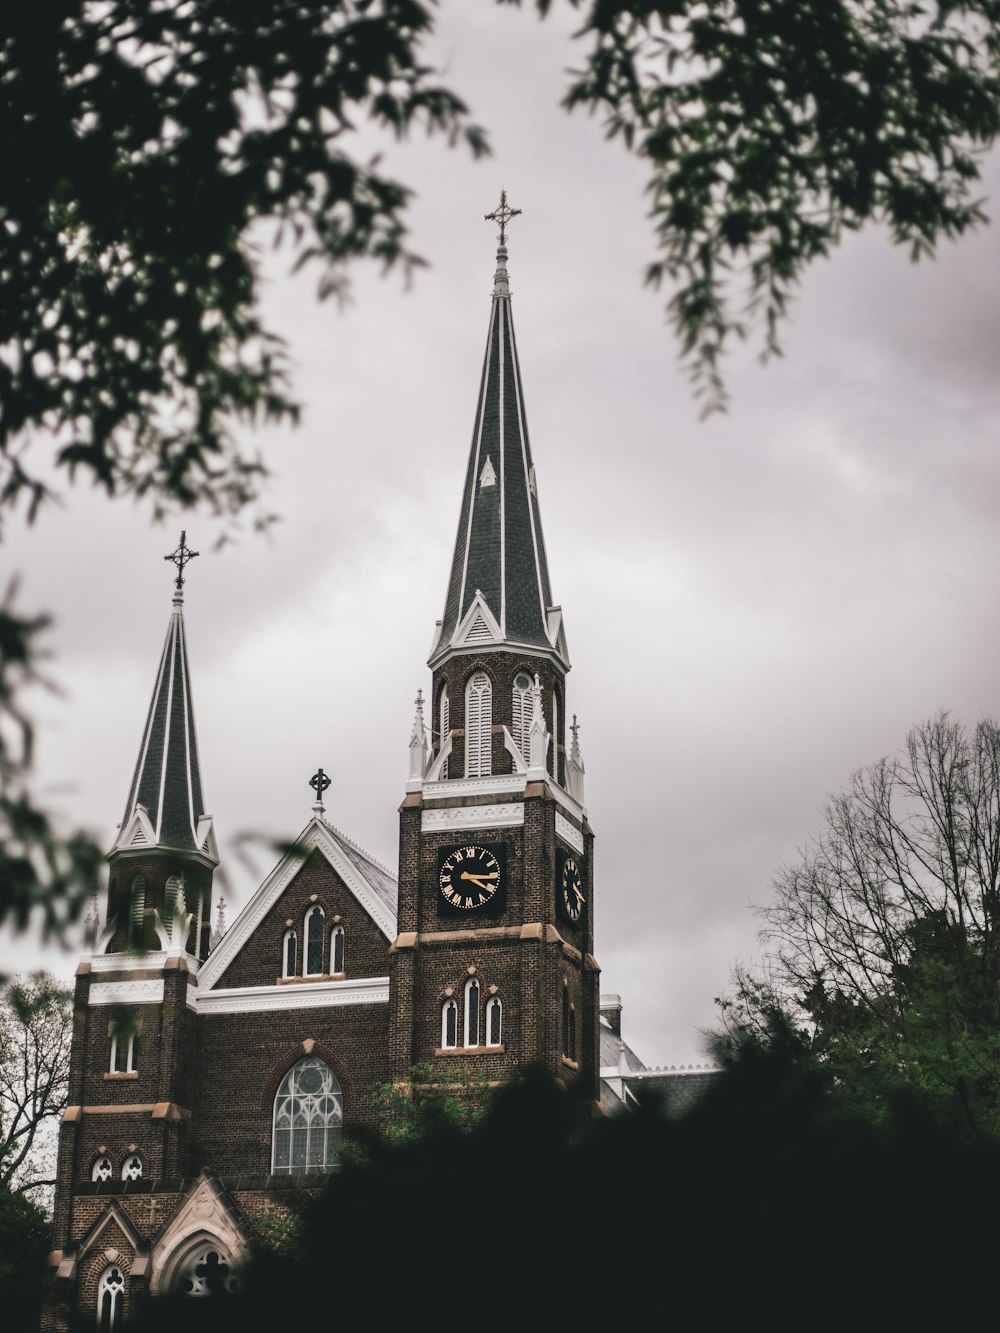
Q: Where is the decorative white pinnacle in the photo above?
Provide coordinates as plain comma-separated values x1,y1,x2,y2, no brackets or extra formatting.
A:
527,673,549,776
408,688,429,783
492,244,511,299
210,897,227,951
567,713,586,804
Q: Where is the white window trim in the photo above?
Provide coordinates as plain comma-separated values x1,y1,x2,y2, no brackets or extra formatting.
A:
92,1155,113,1183
441,998,458,1049
110,1029,136,1074
486,995,503,1047
281,928,297,979
330,926,344,976
121,1153,143,1182
97,1264,125,1332
465,673,493,778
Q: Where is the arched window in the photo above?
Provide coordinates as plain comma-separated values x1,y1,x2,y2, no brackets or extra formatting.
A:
282,929,297,979
128,875,145,949
569,1003,577,1062
512,672,532,759
272,1056,343,1174
110,1025,136,1074
464,977,481,1048
122,1154,143,1182
164,875,183,923
331,926,345,975
92,1155,113,1183
175,1243,239,1297
97,1264,125,1332
465,673,492,777
550,690,559,780
441,998,458,1049
304,905,325,976
440,684,450,779
486,995,503,1047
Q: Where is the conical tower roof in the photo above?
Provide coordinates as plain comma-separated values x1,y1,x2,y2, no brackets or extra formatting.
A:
111,534,216,862
431,208,565,667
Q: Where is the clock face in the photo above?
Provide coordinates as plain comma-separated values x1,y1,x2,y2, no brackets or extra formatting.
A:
558,851,585,924
438,844,507,916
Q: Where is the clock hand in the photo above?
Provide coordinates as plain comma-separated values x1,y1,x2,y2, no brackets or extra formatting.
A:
460,871,499,884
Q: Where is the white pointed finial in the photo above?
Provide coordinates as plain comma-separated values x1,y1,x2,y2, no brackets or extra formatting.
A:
567,713,586,804
210,897,226,951
527,674,549,776
408,688,429,783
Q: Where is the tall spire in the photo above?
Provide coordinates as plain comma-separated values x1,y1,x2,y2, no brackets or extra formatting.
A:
111,534,216,861
431,193,565,668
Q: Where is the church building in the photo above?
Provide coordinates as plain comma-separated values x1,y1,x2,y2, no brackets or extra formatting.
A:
46,202,661,1329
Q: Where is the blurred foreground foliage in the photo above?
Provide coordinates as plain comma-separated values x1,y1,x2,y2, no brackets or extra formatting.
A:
124,1051,1000,1332
0,1182,50,1333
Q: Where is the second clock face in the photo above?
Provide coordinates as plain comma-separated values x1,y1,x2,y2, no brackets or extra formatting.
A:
438,844,506,916
558,850,586,924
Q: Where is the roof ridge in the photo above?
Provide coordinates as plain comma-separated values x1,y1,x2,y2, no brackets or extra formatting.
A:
322,820,396,881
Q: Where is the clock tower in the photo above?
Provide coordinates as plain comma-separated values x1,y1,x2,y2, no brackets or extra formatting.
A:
388,197,599,1097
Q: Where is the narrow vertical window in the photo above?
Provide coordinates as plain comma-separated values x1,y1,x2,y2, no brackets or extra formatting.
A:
512,672,532,759
110,1026,136,1073
465,673,493,778
440,684,450,780
486,996,503,1047
331,926,345,975
128,875,145,949
562,984,570,1058
569,1004,577,1062
304,905,325,976
464,977,481,1048
98,1265,125,1332
282,929,297,979
442,998,458,1049
550,690,559,780
164,875,183,923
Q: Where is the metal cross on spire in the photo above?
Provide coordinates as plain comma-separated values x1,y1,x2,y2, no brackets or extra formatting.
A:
164,530,200,591
484,189,521,246
309,767,331,812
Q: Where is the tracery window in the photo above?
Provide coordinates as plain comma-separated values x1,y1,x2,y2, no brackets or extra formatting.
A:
304,905,325,976
486,995,503,1047
122,1154,143,1182
97,1264,125,1332
441,998,458,1049
282,928,297,979
92,1155,113,1183
176,1243,239,1297
331,926,345,975
465,673,493,778
164,875,183,922
440,684,450,779
511,672,532,759
272,1057,343,1175
464,977,481,1048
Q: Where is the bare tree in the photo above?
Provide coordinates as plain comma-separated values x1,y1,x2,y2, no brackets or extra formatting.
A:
720,715,1000,1135
0,975,73,1195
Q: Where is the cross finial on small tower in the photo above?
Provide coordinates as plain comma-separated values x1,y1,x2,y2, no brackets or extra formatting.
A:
309,766,331,817
484,189,521,247
164,530,199,593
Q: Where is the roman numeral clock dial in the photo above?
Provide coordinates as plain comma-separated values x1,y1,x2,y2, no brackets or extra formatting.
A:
438,844,507,916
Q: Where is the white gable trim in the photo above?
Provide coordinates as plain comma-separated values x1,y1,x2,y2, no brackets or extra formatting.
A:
110,805,157,855
451,590,502,650
198,819,397,991
187,976,389,1014
149,1175,250,1296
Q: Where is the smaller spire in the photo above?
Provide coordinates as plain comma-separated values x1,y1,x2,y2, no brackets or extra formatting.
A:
309,767,331,818
210,897,226,951
528,673,549,775
567,713,586,804
408,689,429,783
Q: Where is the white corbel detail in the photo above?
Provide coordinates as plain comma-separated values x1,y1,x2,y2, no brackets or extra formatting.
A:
93,915,117,956
154,883,194,955
425,731,453,783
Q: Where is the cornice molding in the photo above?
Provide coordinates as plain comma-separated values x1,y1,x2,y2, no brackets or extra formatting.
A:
422,803,525,832
188,976,390,1015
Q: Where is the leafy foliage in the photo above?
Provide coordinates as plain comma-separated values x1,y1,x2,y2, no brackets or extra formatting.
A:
560,0,1000,407
719,713,1000,1136
0,1183,50,1333
0,974,74,1194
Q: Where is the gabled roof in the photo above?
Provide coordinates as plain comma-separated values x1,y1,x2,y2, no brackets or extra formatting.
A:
433,242,563,665
111,588,215,861
198,816,398,990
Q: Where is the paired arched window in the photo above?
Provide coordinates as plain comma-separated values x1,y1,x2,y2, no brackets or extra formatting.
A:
282,929,297,979
272,1056,343,1174
97,1264,125,1332
330,926,345,975
304,905,325,976
440,982,502,1050
511,672,532,759
92,1155,113,1183
465,672,492,777
122,1154,143,1182
439,684,450,779
175,1243,239,1297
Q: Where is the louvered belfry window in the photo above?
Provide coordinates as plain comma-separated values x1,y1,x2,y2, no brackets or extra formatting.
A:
512,672,532,759
440,684,450,780
465,673,493,777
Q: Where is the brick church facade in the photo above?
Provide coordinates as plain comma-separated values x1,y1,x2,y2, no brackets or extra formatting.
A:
45,218,648,1328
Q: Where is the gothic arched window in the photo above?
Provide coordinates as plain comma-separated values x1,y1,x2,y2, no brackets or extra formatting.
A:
569,1003,577,1062
562,983,571,1059
97,1264,125,1332
92,1155,112,1183
272,1056,343,1174
442,998,458,1049
331,926,345,975
464,977,481,1048
175,1243,240,1297
465,673,492,777
304,905,325,976
127,875,145,949
440,683,450,779
282,929,297,979
486,995,503,1047
164,875,183,922
122,1154,143,1182
110,1024,136,1074
550,689,559,780
512,672,532,760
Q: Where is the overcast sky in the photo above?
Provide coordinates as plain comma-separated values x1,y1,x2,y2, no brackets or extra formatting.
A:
4,4,1000,1067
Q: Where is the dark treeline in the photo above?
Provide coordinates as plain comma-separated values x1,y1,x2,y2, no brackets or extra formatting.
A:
94,1040,999,1333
